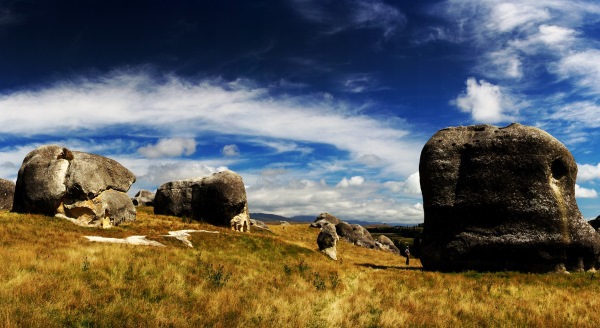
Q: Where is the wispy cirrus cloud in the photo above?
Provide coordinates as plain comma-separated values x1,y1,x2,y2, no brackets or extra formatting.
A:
431,0,600,144
0,70,422,177
290,0,406,40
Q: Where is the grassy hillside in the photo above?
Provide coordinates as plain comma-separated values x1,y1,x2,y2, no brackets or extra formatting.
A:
1,208,600,327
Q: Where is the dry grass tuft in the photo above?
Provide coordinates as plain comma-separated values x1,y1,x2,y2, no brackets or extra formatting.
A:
1,208,600,327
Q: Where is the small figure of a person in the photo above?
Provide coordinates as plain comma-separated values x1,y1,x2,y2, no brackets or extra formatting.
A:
405,246,410,265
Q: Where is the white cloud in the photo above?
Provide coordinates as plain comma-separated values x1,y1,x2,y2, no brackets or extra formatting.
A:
486,3,550,32
454,77,517,123
482,50,523,79
249,139,313,155
336,176,365,188
0,71,421,177
537,25,577,45
384,172,421,195
358,153,383,166
575,184,598,198
578,163,600,182
138,138,196,159
550,101,600,128
247,176,424,223
134,162,228,190
221,144,240,157
553,50,600,94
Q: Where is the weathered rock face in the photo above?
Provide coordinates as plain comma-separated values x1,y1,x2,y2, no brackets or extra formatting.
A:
250,219,270,231
335,221,377,249
420,123,600,272
375,235,401,255
193,171,249,231
310,212,341,228
12,145,136,227
0,179,15,210
154,171,250,231
154,178,201,217
317,222,339,260
589,216,600,231
131,190,155,206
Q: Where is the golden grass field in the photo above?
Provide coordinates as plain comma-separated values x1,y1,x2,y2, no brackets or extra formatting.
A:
1,207,600,327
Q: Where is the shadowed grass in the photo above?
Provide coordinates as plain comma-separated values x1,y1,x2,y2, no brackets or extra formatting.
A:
1,208,600,327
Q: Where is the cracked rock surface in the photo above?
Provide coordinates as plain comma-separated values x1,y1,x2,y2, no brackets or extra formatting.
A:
419,123,600,272
12,145,136,227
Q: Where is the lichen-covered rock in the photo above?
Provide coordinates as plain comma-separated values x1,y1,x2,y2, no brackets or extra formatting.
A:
12,145,136,227
0,179,15,210
317,222,339,260
419,123,600,272
131,190,155,207
335,221,376,249
193,170,249,230
154,178,201,217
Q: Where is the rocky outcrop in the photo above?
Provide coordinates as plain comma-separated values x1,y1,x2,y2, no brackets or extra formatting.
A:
192,171,249,231
12,145,136,227
317,222,339,260
419,123,600,272
154,178,201,218
0,179,15,210
335,221,377,249
132,190,155,206
250,219,270,231
154,171,250,231
375,235,401,255
310,212,341,228
311,212,402,256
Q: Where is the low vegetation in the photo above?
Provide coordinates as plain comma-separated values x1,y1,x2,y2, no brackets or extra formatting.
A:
1,208,600,327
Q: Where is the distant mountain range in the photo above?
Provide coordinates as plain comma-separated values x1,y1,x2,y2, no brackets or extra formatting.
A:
250,212,420,227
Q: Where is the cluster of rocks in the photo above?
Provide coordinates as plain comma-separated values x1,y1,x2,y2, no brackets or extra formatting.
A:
420,123,600,272
12,145,136,227
2,145,252,233
154,171,251,232
312,212,401,260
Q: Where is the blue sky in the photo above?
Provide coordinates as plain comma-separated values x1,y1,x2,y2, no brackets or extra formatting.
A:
1,0,600,224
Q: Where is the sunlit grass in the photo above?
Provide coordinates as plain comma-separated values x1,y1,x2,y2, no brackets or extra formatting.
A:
1,208,599,327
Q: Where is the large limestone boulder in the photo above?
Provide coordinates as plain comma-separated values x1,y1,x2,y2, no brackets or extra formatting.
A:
317,222,339,260
154,171,250,231
12,145,136,227
0,179,15,210
419,123,600,272
131,190,155,207
154,178,201,217
193,170,249,231
335,221,377,249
